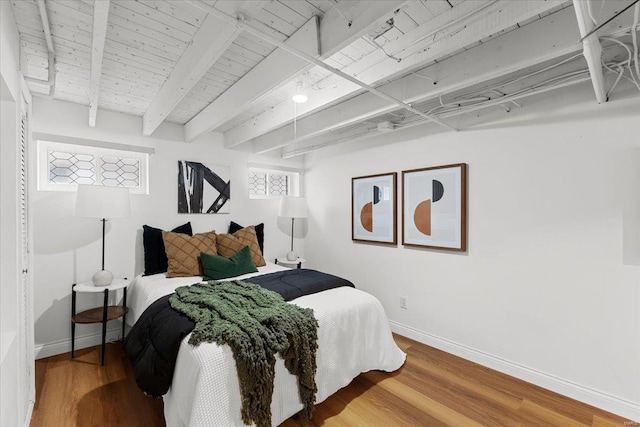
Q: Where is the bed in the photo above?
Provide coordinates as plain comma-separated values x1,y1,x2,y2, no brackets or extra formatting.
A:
126,262,406,426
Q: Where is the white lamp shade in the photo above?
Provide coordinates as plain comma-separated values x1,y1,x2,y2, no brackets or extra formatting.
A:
279,196,307,218
74,185,131,219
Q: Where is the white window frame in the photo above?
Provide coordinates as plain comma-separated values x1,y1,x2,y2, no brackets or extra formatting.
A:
37,139,149,194
248,166,301,199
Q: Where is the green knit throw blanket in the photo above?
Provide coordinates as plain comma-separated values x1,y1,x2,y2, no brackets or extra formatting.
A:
169,280,318,427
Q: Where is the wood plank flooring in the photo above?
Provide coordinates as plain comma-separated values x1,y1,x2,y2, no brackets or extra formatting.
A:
30,335,632,427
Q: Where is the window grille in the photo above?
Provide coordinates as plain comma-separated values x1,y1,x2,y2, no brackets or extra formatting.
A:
268,173,289,196
249,171,267,196
49,151,95,185
100,156,140,187
37,140,148,194
248,168,299,198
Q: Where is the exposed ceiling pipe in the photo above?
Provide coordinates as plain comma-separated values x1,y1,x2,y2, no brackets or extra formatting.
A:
24,0,56,97
185,0,457,133
282,75,593,158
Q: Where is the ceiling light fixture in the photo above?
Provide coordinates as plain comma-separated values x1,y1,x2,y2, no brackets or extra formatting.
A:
292,80,308,103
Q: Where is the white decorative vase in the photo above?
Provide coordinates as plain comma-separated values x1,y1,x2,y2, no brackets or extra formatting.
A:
92,270,114,287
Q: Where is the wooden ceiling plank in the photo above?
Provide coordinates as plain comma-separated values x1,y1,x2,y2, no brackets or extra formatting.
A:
137,0,203,28
402,2,432,25
349,37,378,56
225,0,566,147
88,0,110,127
392,9,419,33
226,42,268,64
142,1,267,136
47,1,94,24
107,16,188,53
101,61,167,86
103,45,173,75
254,9,299,37
284,0,325,19
211,55,253,77
234,33,277,57
263,1,310,28
112,1,198,37
222,48,263,69
185,0,409,144
108,2,194,43
305,0,333,14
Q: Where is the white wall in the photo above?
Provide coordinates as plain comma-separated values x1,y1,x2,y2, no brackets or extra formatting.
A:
31,98,304,358
304,82,640,420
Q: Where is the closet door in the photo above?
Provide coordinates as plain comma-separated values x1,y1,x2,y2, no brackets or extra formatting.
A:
19,95,35,419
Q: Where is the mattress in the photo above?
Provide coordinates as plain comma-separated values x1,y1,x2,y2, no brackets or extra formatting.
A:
126,263,406,426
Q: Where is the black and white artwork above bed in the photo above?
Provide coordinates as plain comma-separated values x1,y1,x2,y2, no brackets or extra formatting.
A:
177,161,230,214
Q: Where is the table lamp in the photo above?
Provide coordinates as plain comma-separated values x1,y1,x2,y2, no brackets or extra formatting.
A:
74,185,130,286
279,196,307,261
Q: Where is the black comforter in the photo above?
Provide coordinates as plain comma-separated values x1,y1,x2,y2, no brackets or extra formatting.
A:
124,268,354,396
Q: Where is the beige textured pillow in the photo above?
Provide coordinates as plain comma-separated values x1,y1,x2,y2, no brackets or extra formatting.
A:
216,226,266,267
163,230,217,277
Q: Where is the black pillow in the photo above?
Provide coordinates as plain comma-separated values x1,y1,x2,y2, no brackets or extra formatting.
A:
143,222,193,275
228,221,264,254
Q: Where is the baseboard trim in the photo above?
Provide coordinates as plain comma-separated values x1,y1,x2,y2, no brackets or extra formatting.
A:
24,399,34,427
34,328,122,360
389,321,640,422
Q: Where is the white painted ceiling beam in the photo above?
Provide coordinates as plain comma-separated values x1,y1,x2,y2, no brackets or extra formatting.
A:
184,0,410,143
572,0,607,103
88,0,110,128
184,16,319,143
257,4,584,154
142,1,267,136
225,0,567,148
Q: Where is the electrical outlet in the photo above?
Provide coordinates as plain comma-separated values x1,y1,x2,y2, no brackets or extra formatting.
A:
399,296,408,310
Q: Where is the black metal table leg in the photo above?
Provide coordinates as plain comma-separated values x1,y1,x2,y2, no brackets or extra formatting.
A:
101,289,109,366
71,285,76,358
122,287,127,340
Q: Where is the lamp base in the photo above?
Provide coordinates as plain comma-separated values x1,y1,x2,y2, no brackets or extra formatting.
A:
92,270,114,287
286,251,298,261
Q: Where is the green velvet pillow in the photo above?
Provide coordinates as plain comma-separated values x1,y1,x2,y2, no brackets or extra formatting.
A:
201,246,258,280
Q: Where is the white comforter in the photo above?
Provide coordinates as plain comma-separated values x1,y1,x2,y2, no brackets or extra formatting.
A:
127,263,406,426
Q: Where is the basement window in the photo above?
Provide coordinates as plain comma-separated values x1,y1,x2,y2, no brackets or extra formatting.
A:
248,167,300,199
37,139,149,194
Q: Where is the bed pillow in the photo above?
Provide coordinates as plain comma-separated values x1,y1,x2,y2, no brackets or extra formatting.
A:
163,230,217,278
216,226,266,267
143,222,193,276
228,221,264,254
201,246,258,281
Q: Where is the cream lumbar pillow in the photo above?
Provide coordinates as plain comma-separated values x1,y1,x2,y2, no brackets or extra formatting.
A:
163,230,218,278
216,226,266,267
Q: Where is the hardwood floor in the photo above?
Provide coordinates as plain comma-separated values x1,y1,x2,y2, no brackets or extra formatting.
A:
30,336,632,427
30,343,164,427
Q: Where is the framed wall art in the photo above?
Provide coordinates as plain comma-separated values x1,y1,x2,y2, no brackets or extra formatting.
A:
402,163,467,251
178,161,230,214
352,172,397,245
